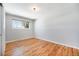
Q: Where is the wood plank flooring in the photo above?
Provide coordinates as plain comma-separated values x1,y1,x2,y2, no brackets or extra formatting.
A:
5,38,79,56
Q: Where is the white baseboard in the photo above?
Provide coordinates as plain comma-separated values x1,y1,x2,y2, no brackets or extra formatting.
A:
6,36,79,49
36,36,79,49
6,36,35,43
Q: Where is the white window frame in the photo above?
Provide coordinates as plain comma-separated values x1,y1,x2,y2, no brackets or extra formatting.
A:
12,19,30,29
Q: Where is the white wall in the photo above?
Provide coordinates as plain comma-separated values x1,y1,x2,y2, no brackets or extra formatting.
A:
35,4,79,48
6,13,35,42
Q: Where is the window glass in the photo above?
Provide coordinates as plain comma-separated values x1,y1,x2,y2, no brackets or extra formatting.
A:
12,20,30,29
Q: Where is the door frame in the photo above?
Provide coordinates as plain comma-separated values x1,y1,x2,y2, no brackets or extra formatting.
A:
0,3,5,56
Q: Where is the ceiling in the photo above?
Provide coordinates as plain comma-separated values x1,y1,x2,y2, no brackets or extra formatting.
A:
3,3,78,19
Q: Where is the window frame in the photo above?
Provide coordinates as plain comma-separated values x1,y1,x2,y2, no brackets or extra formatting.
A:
12,19,30,29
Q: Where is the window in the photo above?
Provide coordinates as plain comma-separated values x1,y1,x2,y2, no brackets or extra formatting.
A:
23,21,29,28
12,19,30,29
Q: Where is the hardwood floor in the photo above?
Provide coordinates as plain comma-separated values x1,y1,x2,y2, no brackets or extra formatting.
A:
5,38,79,56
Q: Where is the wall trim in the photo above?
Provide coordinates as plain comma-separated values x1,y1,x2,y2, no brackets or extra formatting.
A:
6,36,34,43
36,36,79,49
6,36,79,49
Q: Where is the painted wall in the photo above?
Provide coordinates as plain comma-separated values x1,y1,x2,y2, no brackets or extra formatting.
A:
6,13,35,42
35,4,79,48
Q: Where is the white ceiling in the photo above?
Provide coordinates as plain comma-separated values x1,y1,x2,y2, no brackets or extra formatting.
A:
3,3,78,19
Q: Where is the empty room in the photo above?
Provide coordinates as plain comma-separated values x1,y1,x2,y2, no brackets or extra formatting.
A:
2,3,79,56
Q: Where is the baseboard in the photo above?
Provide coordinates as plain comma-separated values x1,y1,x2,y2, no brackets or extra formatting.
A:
36,36,79,49
6,36,79,49
6,36,35,43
